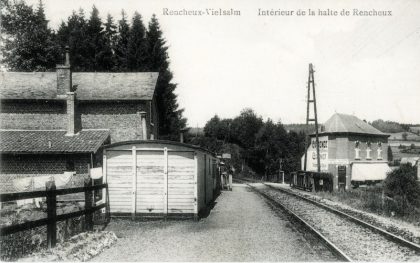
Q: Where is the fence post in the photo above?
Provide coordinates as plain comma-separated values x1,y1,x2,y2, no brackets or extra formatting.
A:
46,180,57,249
84,177,93,231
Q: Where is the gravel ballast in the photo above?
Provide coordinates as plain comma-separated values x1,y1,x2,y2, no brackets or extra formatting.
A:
254,183,420,262
92,183,336,261
267,182,420,245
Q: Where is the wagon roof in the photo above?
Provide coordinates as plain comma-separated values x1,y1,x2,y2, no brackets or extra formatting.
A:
0,72,159,101
0,129,110,154
104,140,216,156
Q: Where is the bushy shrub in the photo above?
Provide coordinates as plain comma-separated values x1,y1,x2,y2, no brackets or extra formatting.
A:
384,164,420,216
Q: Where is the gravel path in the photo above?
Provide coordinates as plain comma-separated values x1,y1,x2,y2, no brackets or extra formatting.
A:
253,183,420,262
92,183,335,261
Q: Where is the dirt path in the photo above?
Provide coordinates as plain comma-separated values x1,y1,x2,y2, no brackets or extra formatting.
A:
92,183,334,261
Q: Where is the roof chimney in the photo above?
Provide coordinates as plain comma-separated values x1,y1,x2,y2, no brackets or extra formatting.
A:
66,92,78,136
65,46,70,66
56,46,72,98
179,128,189,143
138,111,147,140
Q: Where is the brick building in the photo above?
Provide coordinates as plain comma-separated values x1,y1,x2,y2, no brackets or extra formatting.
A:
0,129,110,191
0,71,159,143
0,50,159,190
302,113,391,190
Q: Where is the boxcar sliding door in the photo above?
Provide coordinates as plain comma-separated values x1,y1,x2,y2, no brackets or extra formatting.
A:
136,150,165,214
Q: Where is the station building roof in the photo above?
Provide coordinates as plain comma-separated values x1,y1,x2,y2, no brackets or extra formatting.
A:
310,113,389,137
0,72,159,101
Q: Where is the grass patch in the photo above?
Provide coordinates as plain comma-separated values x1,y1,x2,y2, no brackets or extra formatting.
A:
315,185,420,225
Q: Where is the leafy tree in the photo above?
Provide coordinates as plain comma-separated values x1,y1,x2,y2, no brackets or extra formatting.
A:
146,14,186,140
1,0,60,71
204,115,231,141
253,119,295,178
284,130,306,174
200,110,306,178
230,108,264,148
384,164,420,215
127,12,147,71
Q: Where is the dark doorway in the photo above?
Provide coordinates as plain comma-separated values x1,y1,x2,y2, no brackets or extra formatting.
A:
338,166,346,190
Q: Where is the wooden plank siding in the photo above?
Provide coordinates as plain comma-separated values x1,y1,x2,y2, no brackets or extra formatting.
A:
107,150,132,213
104,141,218,218
136,151,165,213
168,151,195,213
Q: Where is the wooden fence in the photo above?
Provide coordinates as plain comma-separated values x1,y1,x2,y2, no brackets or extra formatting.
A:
0,179,108,249
291,171,333,192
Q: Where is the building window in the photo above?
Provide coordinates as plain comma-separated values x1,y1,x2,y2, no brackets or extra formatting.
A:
377,142,383,160
366,142,372,160
355,141,360,160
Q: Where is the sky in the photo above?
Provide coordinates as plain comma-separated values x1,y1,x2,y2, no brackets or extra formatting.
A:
24,0,420,127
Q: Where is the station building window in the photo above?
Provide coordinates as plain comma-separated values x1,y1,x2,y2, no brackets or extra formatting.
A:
366,142,372,160
377,142,383,160
355,141,360,160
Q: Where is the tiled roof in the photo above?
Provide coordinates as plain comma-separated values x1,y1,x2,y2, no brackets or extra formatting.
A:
0,72,158,100
0,129,110,154
321,113,388,136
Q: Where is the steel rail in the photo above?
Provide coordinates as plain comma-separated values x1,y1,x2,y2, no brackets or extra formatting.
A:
264,183,420,254
241,181,352,262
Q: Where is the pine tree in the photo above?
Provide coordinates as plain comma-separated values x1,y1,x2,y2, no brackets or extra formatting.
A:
146,14,168,71
103,14,117,70
146,14,187,139
104,14,117,44
1,0,60,71
114,10,130,71
127,12,147,71
56,9,89,70
85,6,113,71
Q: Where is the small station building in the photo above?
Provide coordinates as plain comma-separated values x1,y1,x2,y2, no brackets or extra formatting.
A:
302,113,391,190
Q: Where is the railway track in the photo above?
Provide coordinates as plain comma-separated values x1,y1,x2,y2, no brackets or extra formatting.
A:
235,179,420,261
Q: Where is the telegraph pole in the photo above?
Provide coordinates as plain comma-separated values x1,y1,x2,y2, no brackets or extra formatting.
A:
279,158,284,184
303,63,321,173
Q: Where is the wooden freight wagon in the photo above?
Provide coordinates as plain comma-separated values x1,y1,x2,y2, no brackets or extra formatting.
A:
102,140,218,219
